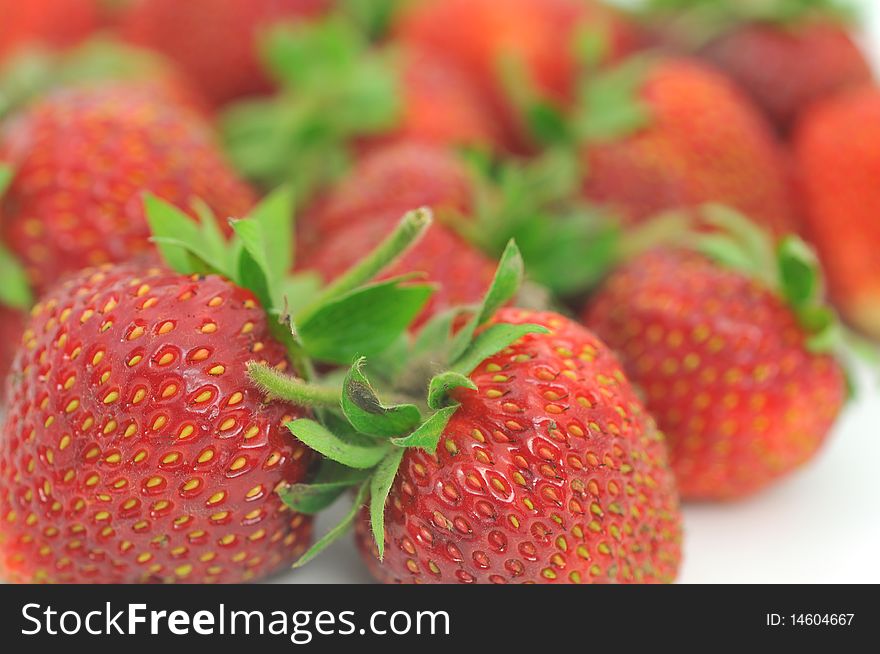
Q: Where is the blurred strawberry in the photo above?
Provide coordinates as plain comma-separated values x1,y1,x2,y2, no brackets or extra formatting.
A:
0,83,256,294
578,57,797,235
0,0,100,60
794,84,880,339
122,0,331,106
395,0,644,149
642,0,872,133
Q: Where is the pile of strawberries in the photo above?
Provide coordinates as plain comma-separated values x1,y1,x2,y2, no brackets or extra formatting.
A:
0,0,875,585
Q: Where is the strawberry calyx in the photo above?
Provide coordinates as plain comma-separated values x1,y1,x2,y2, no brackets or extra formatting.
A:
693,204,873,366
221,13,402,196
144,189,435,379
249,241,550,564
0,165,33,311
0,37,191,119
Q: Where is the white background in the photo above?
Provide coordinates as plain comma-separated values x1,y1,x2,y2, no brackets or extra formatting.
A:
277,2,880,584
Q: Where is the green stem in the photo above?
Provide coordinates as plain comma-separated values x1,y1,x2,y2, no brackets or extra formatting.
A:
296,207,433,322
248,362,341,408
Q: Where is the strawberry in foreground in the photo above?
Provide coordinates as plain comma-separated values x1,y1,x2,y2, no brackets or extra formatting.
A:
794,85,880,340
251,242,683,583
0,190,438,583
642,0,872,133
583,207,848,500
121,0,331,107
0,81,255,294
571,56,797,234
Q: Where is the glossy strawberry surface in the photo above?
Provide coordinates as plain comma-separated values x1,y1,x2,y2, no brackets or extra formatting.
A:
356,308,682,583
0,83,256,294
702,23,872,133
584,249,846,500
122,0,331,106
582,58,797,235
794,85,880,339
0,307,25,387
0,264,313,583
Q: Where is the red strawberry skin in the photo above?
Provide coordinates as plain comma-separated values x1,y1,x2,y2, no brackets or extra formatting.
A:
301,142,475,247
582,58,797,235
584,250,846,500
0,83,256,295
356,308,682,584
0,0,99,58
122,0,330,106
396,0,643,150
794,85,880,339
701,23,872,133
0,307,25,386
0,264,313,584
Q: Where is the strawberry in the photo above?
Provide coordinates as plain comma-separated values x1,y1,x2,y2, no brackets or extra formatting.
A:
701,23,871,134
0,187,440,583
794,85,880,339
583,210,847,499
0,0,100,60
641,0,872,134
395,0,643,149
579,57,798,235
0,306,24,385
258,243,682,584
0,82,256,294
301,141,475,246
0,263,315,583
122,0,331,106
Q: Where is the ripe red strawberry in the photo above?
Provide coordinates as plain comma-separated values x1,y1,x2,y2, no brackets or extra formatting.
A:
701,22,871,134
122,0,331,106
354,308,682,583
583,246,847,500
794,85,880,339
0,82,256,294
0,0,100,59
0,264,314,583
396,0,644,149
0,306,24,384
302,141,475,246
581,57,797,234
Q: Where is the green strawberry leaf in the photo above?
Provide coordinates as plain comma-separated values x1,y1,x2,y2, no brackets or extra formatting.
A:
452,323,550,376
342,0,403,40
287,418,390,469
575,56,651,144
297,277,434,364
144,194,222,276
279,272,324,318
777,235,821,310
390,405,459,450
448,240,526,362
427,372,477,410
293,481,369,568
411,308,469,360
369,446,405,560
341,358,423,438
0,242,32,309
278,461,370,514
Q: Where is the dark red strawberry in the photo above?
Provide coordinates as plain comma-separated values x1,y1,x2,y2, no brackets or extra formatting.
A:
0,0,100,59
701,22,871,133
122,0,331,106
0,264,313,583
0,82,256,294
0,306,24,385
580,57,798,235
584,233,847,499
354,308,682,583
